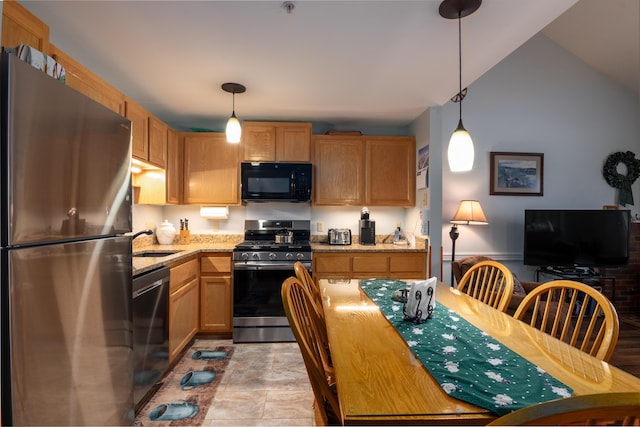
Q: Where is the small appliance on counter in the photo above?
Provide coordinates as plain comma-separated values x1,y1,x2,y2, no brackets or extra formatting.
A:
328,228,352,245
359,207,376,245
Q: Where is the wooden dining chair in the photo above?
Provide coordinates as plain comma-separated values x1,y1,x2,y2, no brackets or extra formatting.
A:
294,261,324,316
281,277,341,425
513,280,619,362
487,392,640,425
456,260,515,312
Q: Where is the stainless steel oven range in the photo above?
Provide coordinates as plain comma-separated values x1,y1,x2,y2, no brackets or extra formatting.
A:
233,219,311,343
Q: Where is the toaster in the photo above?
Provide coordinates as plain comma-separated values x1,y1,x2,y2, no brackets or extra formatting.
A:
328,228,352,245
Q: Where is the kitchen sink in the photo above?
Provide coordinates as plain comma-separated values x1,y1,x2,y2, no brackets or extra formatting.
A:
133,250,182,258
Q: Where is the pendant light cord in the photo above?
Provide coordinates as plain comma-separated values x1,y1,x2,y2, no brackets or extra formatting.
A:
458,10,463,121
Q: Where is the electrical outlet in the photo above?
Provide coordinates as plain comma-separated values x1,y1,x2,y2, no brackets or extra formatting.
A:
317,221,324,232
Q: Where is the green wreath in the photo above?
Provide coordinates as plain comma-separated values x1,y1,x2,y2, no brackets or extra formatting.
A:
602,151,640,206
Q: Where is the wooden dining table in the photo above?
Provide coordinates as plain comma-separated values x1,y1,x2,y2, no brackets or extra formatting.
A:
318,278,640,425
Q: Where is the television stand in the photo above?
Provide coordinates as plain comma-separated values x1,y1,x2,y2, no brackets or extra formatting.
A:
535,267,616,305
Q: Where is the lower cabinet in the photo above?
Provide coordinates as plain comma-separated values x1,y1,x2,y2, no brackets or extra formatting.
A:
313,251,427,281
168,257,199,363
200,253,233,333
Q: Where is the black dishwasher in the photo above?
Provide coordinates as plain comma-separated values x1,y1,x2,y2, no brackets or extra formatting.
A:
132,266,170,411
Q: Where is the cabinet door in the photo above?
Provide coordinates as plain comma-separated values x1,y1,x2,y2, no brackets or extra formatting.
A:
200,275,232,333
313,136,364,206
365,137,416,206
125,99,149,162
242,123,276,161
148,116,168,168
352,253,388,278
1,1,50,54
183,133,240,205
166,128,182,204
169,278,199,362
51,46,124,115
276,124,311,162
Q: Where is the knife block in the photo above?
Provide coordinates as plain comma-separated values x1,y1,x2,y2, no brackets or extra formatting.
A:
179,230,191,245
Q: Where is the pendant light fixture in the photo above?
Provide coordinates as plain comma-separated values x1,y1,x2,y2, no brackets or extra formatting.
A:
221,82,246,143
439,0,481,172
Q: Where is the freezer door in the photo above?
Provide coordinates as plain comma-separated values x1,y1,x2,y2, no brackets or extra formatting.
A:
2,237,133,426
1,53,132,247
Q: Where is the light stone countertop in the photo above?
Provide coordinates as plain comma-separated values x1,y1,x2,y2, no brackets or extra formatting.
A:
132,234,428,276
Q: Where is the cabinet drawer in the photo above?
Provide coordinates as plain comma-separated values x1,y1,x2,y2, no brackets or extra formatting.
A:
315,255,350,273
201,254,232,274
353,254,388,273
389,253,426,273
170,257,199,293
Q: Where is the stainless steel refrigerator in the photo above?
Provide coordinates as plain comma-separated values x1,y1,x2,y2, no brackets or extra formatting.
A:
0,52,134,425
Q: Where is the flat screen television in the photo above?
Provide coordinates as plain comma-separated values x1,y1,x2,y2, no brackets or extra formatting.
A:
524,209,630,267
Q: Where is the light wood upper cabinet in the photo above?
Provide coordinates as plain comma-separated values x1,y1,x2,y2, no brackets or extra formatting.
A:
1,0,49,54
313,134,415,207
148,115,168,168
165,127,182,204
50,45,125,115
365,136,416,207
183,132,240,205
125,98,149,162
242,121,311,162
312,135,365,206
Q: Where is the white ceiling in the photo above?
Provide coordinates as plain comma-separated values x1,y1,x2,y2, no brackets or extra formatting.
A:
18,0,639,131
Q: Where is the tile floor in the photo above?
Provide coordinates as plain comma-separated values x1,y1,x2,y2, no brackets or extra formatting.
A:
195,338,316,426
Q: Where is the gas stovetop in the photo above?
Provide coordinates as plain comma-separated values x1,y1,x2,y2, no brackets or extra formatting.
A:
234,240,311,252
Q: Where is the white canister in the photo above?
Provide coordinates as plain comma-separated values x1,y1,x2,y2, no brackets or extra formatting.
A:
156,220,176,245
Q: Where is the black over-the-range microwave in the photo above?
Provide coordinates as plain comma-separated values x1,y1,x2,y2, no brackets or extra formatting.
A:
241,162,312,202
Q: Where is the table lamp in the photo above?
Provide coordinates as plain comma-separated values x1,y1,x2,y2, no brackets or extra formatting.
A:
450,200,488,286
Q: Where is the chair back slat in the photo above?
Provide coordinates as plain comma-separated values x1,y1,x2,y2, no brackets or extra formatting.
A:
513,280,619,362
282,277,342,425
457,260,515,313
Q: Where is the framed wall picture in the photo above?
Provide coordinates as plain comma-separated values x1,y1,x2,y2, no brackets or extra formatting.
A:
490,152,544,196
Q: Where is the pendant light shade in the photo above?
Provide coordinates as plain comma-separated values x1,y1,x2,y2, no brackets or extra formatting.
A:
221,82,246,144
440,0,481,172
447,119,474,172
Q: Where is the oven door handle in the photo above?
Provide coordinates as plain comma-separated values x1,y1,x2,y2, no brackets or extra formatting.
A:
233,262,310,271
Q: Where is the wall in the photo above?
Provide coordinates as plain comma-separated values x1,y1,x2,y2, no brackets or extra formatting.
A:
438,33,640,291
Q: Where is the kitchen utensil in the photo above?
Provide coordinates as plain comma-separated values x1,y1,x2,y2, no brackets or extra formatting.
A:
275,229,293,244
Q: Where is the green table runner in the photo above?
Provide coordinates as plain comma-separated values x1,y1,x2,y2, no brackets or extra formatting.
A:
360,278,573,416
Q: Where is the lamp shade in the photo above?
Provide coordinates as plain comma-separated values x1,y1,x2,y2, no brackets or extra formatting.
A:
226,113,241,143
447,120,474,172
451,200,488,225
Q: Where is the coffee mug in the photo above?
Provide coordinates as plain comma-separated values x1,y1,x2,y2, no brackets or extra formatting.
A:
180,370,216,390
192,350,227,360
149,400,198,421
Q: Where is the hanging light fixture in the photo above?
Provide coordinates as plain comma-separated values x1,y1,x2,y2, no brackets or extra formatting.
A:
439,0,481,172
221,82,246,143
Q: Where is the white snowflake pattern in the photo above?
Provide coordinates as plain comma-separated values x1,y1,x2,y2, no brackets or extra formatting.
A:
391,305,400,312
552,386,572,398
487,358,504,366
485,371,506,382
441,383,457,394
441,333,456,340
449,315,460,322
376,292,384,297
412,327,424,335
481,331,489,337
442,345,457,355
493,394,514,407
486,343,501,351
407,340,418,347
444,361,459,373
380,286,388,291
536,366,547,375
448,324,459,331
